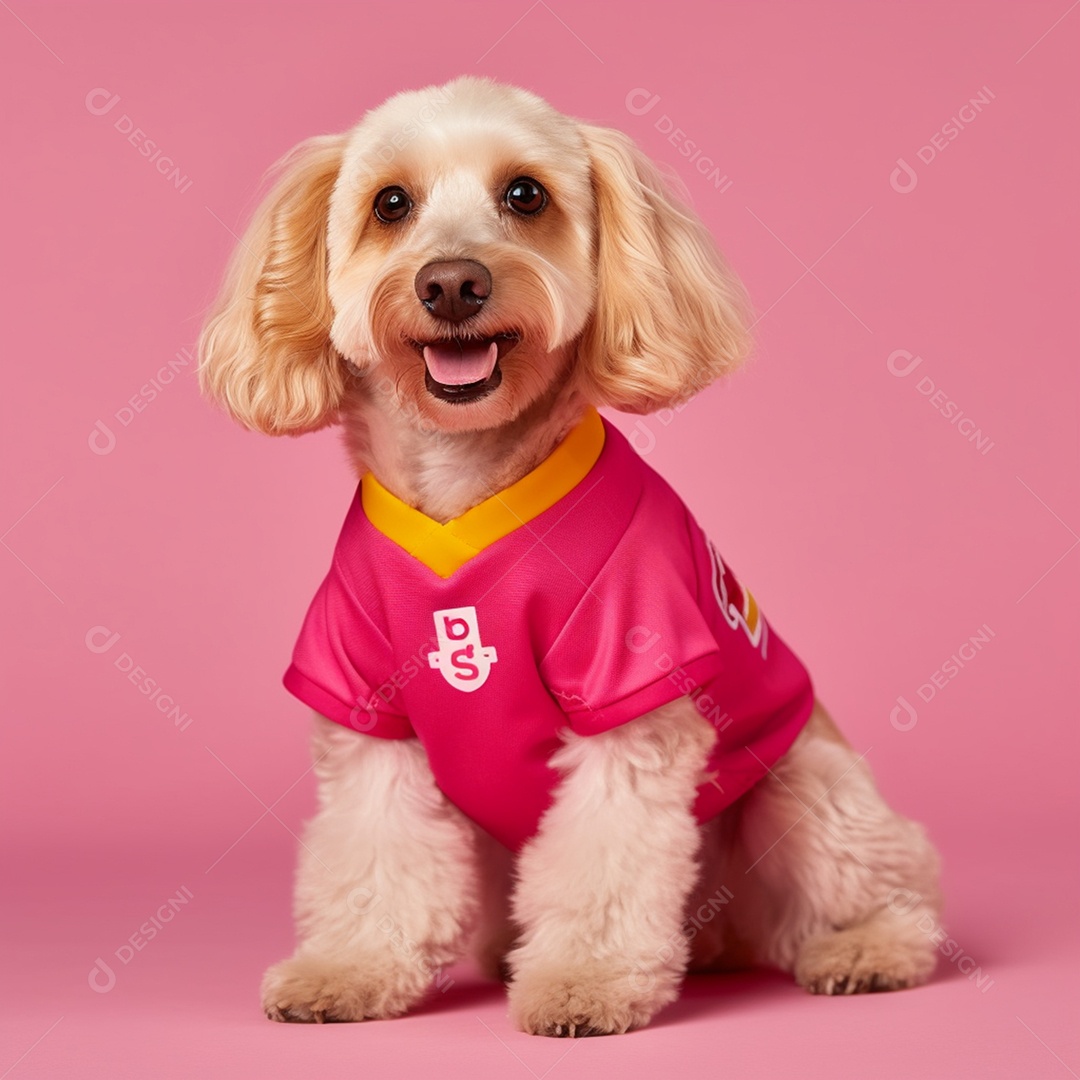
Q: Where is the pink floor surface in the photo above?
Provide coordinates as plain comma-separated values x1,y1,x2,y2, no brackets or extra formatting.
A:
5,832,1077,1080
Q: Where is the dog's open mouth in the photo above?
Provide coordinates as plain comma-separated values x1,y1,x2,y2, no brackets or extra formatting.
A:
416,333,519,403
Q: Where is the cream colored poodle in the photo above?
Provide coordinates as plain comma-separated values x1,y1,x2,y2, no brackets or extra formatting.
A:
199,76,941,1036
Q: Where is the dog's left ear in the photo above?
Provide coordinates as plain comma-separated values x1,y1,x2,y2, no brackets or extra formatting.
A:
576,125,751,413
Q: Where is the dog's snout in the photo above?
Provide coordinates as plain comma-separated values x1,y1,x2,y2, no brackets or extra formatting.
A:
414,260,492,323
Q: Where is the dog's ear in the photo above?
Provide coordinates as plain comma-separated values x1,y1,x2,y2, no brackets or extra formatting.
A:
576,125,751,413
198,134,347,435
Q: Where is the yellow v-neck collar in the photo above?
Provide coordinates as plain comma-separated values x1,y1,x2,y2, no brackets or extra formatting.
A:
361,408,605,578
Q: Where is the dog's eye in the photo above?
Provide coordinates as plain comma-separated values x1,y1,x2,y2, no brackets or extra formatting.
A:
374,187,411,223
505,177,546,216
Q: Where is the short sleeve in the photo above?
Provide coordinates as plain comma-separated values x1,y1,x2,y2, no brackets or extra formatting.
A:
539,507,723,735
282,559,413,739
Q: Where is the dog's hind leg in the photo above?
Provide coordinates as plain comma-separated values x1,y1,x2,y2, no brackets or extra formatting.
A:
260,715,481,1022
727,701,943,994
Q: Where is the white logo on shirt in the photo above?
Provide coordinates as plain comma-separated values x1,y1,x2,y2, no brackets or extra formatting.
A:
428,606,498,692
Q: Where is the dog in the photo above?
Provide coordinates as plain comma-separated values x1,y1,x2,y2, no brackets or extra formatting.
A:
198,76,941,1036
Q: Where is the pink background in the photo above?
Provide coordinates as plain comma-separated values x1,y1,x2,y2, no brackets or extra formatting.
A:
2,1,1077,1077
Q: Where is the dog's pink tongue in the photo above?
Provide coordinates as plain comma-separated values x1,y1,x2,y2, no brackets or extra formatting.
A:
423,341,498,385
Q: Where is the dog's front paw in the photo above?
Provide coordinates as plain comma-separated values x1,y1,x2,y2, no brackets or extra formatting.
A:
261,952,428,1022
795,925,937,995
508,963,675,1037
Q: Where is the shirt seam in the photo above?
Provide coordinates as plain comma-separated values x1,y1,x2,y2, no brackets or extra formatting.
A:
559,648,722,720
538,478,648,669
284,663,409,720
685,501,705,610
330,550,396,654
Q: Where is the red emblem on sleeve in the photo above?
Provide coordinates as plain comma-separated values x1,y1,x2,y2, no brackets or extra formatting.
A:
708,541,767,656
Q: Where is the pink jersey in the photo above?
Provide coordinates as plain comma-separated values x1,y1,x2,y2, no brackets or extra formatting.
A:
284,408,814,850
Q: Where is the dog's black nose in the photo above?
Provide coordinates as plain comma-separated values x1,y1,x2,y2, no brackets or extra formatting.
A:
414,260,492,323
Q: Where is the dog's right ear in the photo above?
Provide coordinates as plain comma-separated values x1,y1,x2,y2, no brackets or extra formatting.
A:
198,134,348,435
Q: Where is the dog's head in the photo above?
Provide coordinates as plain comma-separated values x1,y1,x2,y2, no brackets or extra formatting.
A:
199,77,750,436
